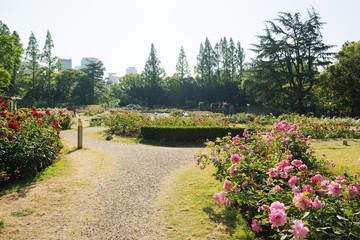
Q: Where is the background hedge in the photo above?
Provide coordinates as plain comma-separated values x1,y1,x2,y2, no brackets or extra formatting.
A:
140,126,249,142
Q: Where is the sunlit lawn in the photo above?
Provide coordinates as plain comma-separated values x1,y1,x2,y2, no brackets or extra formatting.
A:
311,141,360,175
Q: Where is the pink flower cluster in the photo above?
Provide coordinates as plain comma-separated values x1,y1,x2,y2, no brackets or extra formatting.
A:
213,192,231,207
269,201,287,228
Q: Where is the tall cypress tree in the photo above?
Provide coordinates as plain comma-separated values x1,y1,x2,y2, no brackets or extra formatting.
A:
141,43,166,105
175,46,191,79
42,30,58,95
25,32,40,91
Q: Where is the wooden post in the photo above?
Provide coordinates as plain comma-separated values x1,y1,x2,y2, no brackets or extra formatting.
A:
78,118,83,149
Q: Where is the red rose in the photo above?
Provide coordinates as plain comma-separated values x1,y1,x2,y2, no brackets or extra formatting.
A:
8,135,13,141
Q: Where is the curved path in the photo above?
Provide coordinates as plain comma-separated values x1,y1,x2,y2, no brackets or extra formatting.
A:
61,130,200,239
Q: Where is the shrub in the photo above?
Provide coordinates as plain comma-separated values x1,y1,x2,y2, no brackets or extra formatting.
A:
83,105,105,116
141,126,248,142
195,121,360,239
0,98,63,179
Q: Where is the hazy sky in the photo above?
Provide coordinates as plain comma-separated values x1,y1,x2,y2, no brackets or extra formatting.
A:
1,0,359,76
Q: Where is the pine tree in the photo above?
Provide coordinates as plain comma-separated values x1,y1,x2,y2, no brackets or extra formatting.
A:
142,43,165,86
42,30,58,93
175,46,191,79
25,32,40,90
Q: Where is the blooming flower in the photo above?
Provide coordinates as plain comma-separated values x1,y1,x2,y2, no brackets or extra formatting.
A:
251,219,263,233
291,220,309,240
291,160,303,167
213,192,226,205
230,154,241,163
225,198,231,207
328,181,343,197
330,162,336,168
312,196,323,210
299,164,308,172
223,180,232,192
270,201,286,212
302,185,314,196
293,193,312,210
7,135,13,141
346,186,358,198
288,176,300,186
268,168,278,178
269,209,287,228
198,163,204,170
273,185,283,191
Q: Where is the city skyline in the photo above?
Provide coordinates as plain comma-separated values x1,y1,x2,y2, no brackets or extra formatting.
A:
1,0,359,77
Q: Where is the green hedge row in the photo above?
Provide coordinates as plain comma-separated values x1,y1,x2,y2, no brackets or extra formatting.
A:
140,126,250,142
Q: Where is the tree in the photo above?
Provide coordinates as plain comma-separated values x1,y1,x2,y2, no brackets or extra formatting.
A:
42,30,58,94
251,8,334,113
0,21,23,93
8,31,23,96
141,43,166,105
194,37,217,84
174,46,191,79
53,68,84,104
319,41,360,116
25,32,40,91
79,60,106,104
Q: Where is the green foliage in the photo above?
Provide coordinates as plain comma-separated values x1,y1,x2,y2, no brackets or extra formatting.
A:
0,21,23,92
195,121,360,239
249,8,334,114
83,105,105,116
175,46,191,79
0,98,63,179
141,126,248,142
319,41,360,116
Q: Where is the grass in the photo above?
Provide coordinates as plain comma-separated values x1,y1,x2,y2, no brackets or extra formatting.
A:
157,163,255,240
311,141,360,175
0,137,117,239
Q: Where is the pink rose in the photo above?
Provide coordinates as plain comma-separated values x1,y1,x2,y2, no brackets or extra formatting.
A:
293,193,312,210
268,168,278,178
311,174,324,184
291,160,303,167
199,163,204,170
299,164,308,172
230,154,241,163
251,219,263,233
328,181,343,197
225,198,231,207
269,209,287,227
312,196,323,210
346,186,358,198
288,176,300,186
302,185,314,196
270,201,286,212
293,186,301,195
223,180,232,192
229,164,237,177
330,162,337,168
277,160,290,169
272,185,283,191
213,192,226,205
291,220,309,240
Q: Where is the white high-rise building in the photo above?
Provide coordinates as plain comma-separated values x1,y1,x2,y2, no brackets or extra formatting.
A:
60,58,72,70
126,67,137,74
81,57,100,69
108,73,118,84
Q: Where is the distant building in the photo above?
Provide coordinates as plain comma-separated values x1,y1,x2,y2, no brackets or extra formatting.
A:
81,57,100,69
60,58,72,70
126,67,137,74
108,73,118,84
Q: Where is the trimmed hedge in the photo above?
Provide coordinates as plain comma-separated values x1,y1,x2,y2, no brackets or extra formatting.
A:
140,126,250,142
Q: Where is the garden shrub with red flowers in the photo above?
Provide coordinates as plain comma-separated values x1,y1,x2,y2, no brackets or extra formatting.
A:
195,121,360,239
0,98,64,179
104,110,229,137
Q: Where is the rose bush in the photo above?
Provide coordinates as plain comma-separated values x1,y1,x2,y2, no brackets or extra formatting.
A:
0,98,64,179
104,110,229,136
195,121,360,239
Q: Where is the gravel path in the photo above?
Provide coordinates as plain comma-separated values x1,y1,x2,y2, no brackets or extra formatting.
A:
61,131,200,239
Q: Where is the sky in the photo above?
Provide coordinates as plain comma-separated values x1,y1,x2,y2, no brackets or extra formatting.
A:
1,0,359,77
